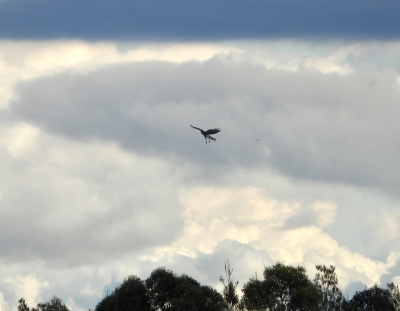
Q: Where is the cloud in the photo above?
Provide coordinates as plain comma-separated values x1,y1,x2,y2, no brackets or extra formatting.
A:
4,275,49,306
283,201,336,229
0,123,184,265
0,40,237,110
0,1,399,41
1,39,400,310
149,186,390,296
8,54,400,196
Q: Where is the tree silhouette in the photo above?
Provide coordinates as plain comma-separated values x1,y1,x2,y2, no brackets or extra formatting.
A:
18,298,30,311
347,284,395,311
34,297,69,311
241,262,321,311
18,297,70,311
145,267,226,311
314,265,346,310
387,282,400,310
220,259,239,310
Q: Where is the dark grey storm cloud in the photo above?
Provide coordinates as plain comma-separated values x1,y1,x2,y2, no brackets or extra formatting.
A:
0,0,399,40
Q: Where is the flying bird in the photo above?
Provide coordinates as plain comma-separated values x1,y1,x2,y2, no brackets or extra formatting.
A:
190,125,221,143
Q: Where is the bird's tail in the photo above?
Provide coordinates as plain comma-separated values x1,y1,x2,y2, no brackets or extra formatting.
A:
208,136,216,141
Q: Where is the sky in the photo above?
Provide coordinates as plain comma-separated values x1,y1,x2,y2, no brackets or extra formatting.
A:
1,0,400,310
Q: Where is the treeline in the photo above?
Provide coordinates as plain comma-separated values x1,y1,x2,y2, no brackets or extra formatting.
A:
17,261,400,311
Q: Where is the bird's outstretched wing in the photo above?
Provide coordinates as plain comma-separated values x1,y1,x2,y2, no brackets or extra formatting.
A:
190,125,203,131
205,128,221,135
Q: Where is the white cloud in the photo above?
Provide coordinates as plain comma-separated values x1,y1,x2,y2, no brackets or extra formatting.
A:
0,292,6,310
162,186,387,292
174,187,297,254
0,40,239,110
4,275,49,307
313,201,336,227
1,122,40,158
387,252,400,269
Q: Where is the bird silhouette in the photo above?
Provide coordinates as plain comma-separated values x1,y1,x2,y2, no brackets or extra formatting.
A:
190,125,221,144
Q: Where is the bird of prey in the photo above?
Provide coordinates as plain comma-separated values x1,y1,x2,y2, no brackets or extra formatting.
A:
190,125,221,143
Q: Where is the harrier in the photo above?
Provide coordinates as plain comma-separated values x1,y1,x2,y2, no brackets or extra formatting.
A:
190,125,221,143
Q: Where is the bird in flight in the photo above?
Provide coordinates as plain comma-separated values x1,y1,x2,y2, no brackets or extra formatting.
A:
190,125,221,144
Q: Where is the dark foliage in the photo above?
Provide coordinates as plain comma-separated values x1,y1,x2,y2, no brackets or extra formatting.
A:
241,275,274,310
95,294,116,311
241,262,321,311
95,267,225,311
35,297,70,311
18,296,70,311
145,267,179,310
346,284,396,311
18,298,30,311
145,267,226,311
95,275,151,311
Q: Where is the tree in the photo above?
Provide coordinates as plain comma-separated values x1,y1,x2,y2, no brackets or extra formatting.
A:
289,286,323,311
145,267,179,310
200,285,228,311
314,265,346,310
346,284,396,311
264,262,320,310
18,298,30,311
95,275,151,311
241,274,274,311
17,297,70,311
241,262,321,311
35,296,70,311
169,278,226,311
387,282,400,310
145,267,226,311
95,294,116,311
220,259,240,310
114,275,151,311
